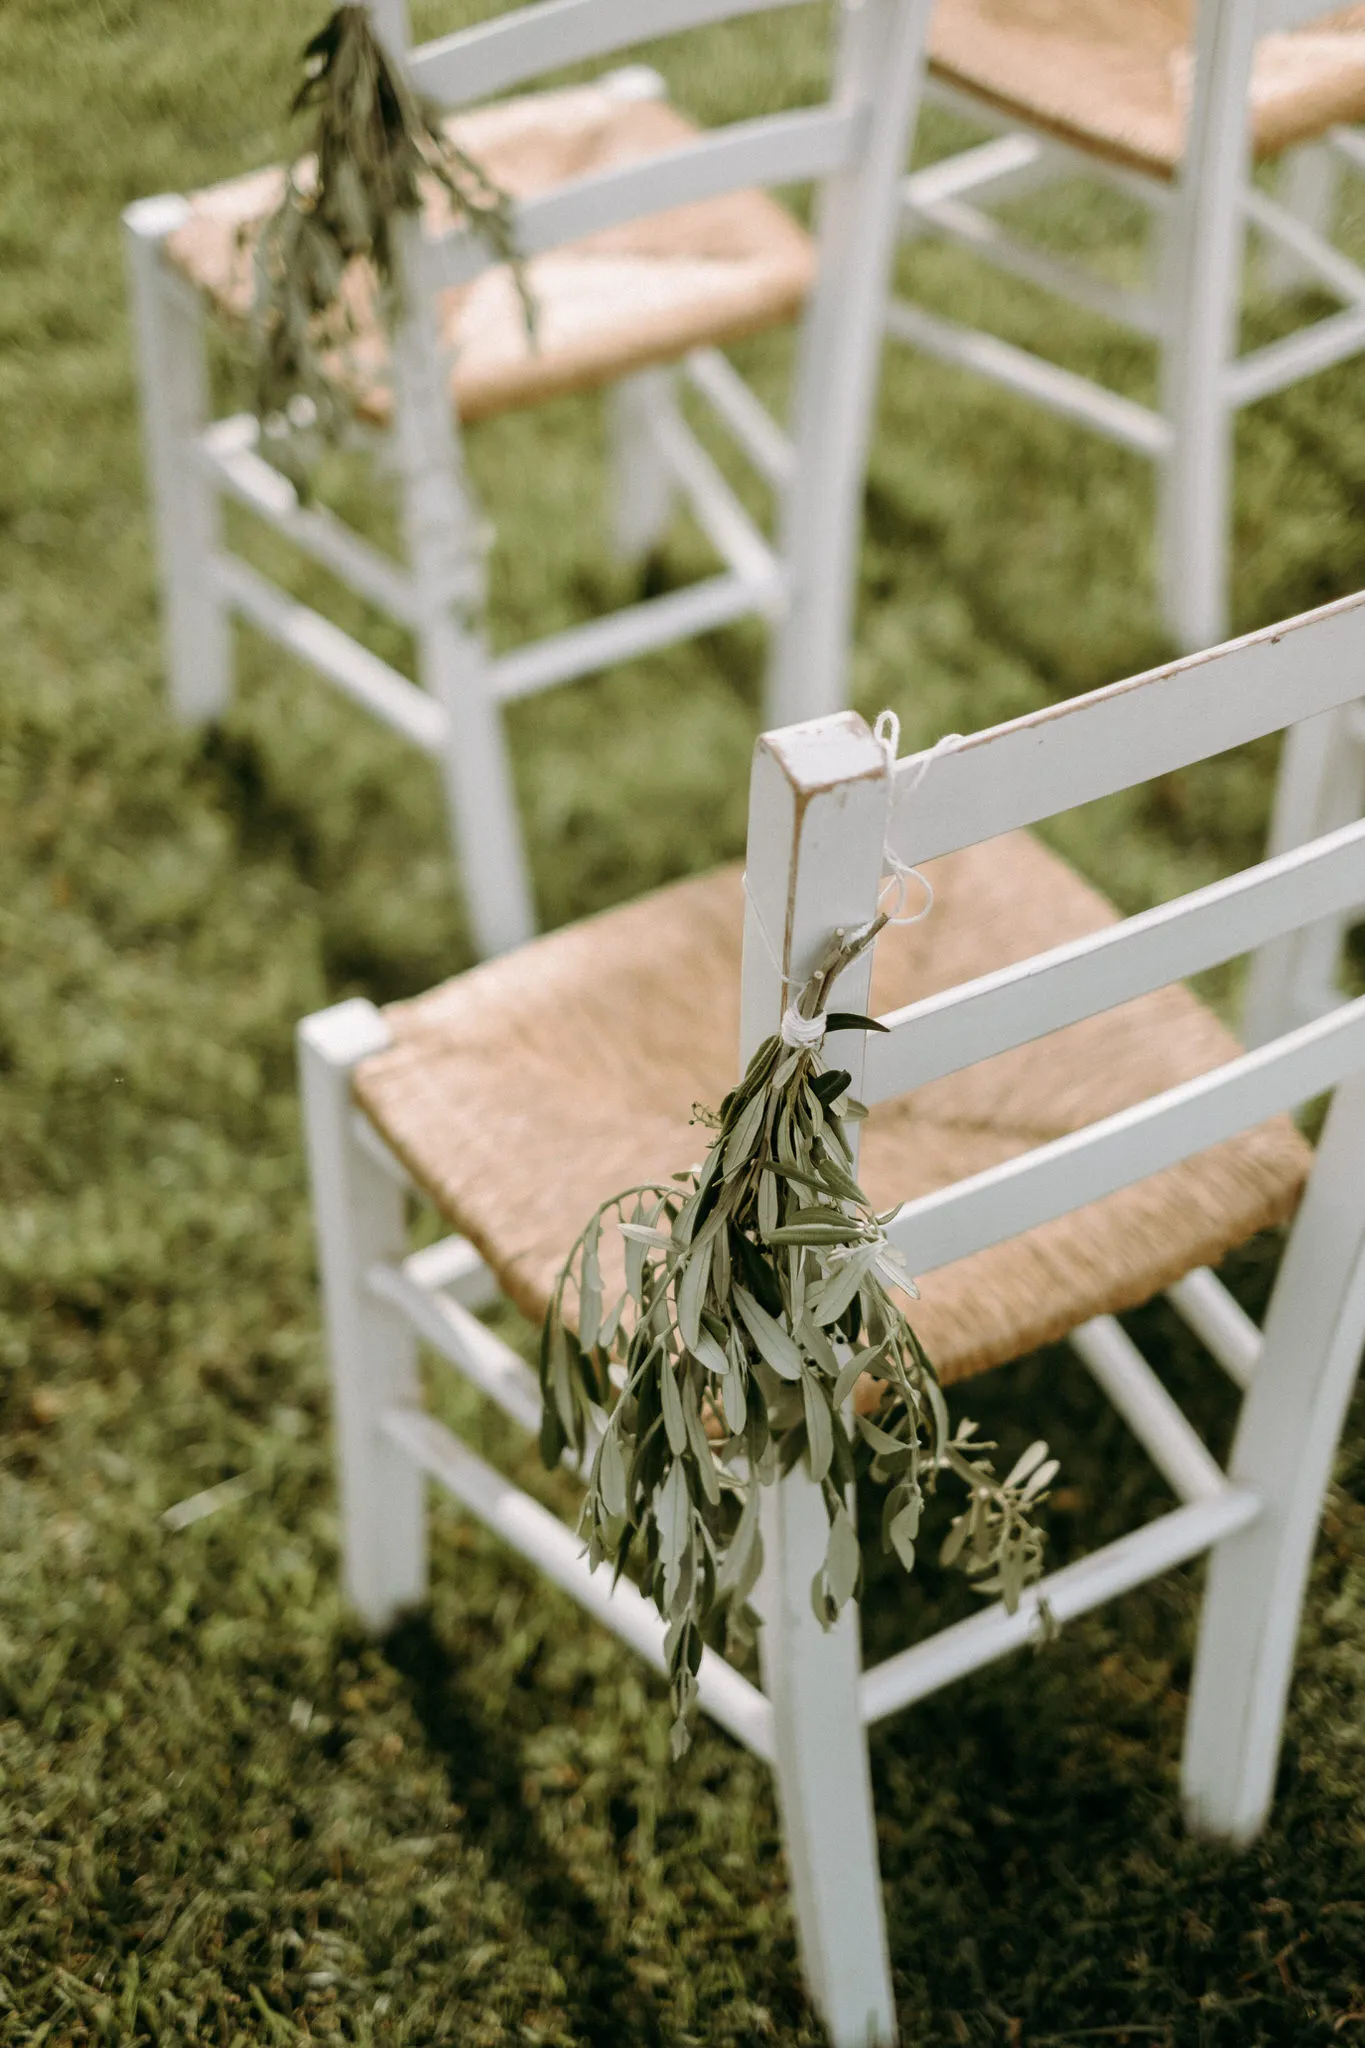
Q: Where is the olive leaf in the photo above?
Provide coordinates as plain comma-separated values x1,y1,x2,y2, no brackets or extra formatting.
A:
540,916,1054,1757
252,5,534,492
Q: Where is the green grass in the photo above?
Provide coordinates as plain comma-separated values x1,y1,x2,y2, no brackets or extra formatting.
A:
4,1,1365,2041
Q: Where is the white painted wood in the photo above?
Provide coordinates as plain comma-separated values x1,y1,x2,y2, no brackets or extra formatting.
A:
1157,0,1257,650
742,678,1365,1846
367,1257,544,1439
428,107,863,292
132,0,937,937
123,198,233,723
887,589,1365,867
488,573,761,703
408,0,814,109
298,1000,427,1631
1246,184,1364,308
607,370,679,565
769,0,938,728
891,0,1365,648
884,297,1171,458
651,406,785,609
884,993,1365,1277
1166,1268,1262,1389
1244,708,1365,1045
859,1491,1260,1725
1182,1070,1365,1842
363,0,410,59
1330,125,1365,176
350,1107,417,1189
1068,1316,1229,1502
899,132,1047,223
382,1406,778,1761
906,194,1164,337
742,719,898,2048
757,1469,898,2046
864,814,1365,1103
1225,304,1365,407
1257,0,1342,29
199,416,418,624
392,221,535,957
924,75,1174,211
684,348,795,488
401,1232,498,1310
213,552,446,753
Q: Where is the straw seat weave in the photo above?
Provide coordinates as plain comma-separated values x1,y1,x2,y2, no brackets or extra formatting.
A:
164,83,814,428
928,0,1365,179
353,835,1310,1388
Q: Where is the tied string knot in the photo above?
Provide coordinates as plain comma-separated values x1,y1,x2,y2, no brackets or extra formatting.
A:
781,1005,827,1049
873,711,964,928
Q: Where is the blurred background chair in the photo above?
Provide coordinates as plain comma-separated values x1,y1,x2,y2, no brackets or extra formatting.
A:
124,0,934,961
891,0,1365,652
299,587,1365,2047
1242,687,1365,1041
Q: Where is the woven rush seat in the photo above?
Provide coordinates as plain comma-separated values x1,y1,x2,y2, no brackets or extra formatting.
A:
164,82,815,427
928,0,1365,180
353,834,1311,1387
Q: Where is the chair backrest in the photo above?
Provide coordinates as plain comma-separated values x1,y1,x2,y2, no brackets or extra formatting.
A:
741,589,1365,1290
366,0,935,725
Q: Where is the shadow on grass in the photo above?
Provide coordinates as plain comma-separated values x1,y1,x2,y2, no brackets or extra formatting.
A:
383,1611,668,2048
197,721,325,880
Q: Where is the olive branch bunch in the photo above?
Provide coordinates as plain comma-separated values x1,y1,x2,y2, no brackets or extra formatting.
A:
252,5,532,484
540,915,1055,1757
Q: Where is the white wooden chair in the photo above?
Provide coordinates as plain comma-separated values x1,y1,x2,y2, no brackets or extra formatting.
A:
124,0,933,961
299,587,1365,2047
890,0,1365,652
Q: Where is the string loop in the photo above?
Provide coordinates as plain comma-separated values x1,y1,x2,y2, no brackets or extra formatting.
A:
875,713,963,927
742,710,963,1019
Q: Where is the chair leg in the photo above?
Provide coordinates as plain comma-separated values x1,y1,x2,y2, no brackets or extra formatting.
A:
123,196,233,725
1156,315,1234,654
1243,708,1365,1045
298,998,428,1632
759,1469,897,2048
607,369,679,568
1181,1072,1365,1844
1154,7,1257,655
390,284,536,958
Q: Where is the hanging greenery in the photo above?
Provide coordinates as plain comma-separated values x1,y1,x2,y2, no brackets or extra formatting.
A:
540,913,1054,1757
251,5,532,483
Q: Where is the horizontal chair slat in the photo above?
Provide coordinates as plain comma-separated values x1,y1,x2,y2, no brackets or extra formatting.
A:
409,0,815,109
381,1407,778,1761
427,106,863,291
213,554,447,754
888,590,1365,867
488,570,764,702
883,297,1169,457
859,1490,1260,1725
864,815,1365,1103
200,416,417,626
884,993,1365,1276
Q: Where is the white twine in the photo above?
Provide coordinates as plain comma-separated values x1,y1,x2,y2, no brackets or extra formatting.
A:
780,1006,828,1049
744,711,964,1047
872,710,963,927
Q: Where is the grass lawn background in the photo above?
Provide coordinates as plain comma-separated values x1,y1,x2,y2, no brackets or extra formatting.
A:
4,1,1365,2041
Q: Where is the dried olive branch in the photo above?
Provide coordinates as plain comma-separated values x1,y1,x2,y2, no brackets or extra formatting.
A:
540,918,1055,1758
252,5,533,486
